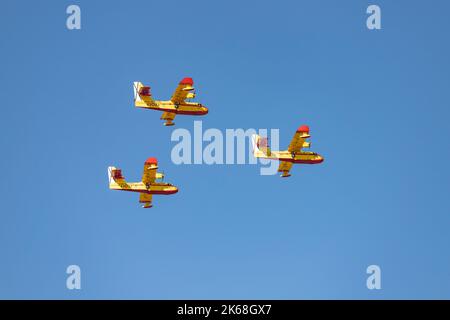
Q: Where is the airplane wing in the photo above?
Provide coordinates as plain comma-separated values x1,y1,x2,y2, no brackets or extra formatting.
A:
277,161,293,177
170,77,195,104
142,157,158,185
287,125,311,154
139,193,153,208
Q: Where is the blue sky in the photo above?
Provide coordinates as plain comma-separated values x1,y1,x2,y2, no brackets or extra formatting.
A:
1,0,450,299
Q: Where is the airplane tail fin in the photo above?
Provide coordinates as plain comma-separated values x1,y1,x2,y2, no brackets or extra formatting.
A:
108,166,126,188
251,134,260,156
133,81,155,107
252,134,271,157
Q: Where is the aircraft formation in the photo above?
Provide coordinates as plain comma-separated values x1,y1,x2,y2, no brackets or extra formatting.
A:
109,77,324,208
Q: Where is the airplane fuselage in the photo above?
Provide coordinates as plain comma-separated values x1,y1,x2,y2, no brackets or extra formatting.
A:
255,150,324,164
109,181,179,195
136,100,208,116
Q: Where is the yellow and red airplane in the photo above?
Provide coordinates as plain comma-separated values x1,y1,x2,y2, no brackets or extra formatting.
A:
133,77,208,126
108,157,178,208
252,125,324,177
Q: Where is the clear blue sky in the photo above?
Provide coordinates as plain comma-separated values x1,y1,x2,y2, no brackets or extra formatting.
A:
1,0,450,299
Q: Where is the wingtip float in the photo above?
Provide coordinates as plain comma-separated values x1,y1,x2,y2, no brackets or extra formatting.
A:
133,77,208,126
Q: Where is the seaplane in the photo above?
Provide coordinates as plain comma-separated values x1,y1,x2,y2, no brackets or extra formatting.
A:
108,157,178,208
133,77,208,126
252,125,324,177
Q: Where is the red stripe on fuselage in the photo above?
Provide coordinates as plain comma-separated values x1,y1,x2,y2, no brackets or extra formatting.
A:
111,188,178,195
141,105,208,115
174,109,208,115
288,158,324,164
272,158,324,164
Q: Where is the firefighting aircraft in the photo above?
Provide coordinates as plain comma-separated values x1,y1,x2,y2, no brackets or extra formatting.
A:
252,125,324,177
108,157,178,208
133,77,208,126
